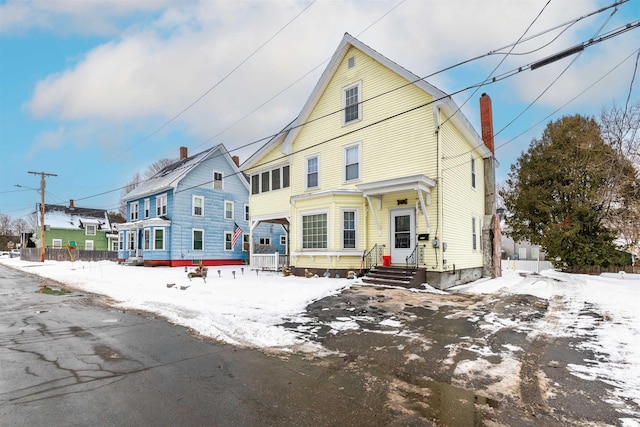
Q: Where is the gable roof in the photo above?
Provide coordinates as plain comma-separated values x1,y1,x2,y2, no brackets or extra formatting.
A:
123,144,246,201
242,33,490,170
43,204,111,231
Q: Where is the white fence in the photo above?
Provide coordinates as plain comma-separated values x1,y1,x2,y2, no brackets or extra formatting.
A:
503,259,554,273
250,253,288,271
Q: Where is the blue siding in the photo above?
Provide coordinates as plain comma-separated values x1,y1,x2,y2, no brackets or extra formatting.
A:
118,146,283,265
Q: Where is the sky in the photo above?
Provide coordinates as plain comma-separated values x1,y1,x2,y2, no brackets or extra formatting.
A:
1,0,639,219
1,255,638,422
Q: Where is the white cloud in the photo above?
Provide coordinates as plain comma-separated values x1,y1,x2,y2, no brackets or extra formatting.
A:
0,0,174,36
22,0,640,160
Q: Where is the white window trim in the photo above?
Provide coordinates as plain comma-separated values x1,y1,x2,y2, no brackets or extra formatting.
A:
242,234,249,252
305,154,320,190
251,174,260,195
213,170,224,190
280,235,287,246
85,224,96,236
118,232,124,250
472,216,478,251
156,194,167,217
224,231,233,251
85,240,94,251
224,200,234,220
341,208,358,250
244,204,250,221
343,142,361,183
259,237,271,245
130,201,139,221
261,170,270,193
128,231,136,250
342,81,362,125
192,195,204,217
300,209,329,250
52,238,63,248
471,156,477,189
153,227,165,250
143,228,151,250
144,198,150,218
192,228,204,251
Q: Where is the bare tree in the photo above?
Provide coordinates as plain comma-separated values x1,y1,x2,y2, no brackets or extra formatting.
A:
600,100,640,261
0,214,12,235
118,158,176,218
12,218,29,235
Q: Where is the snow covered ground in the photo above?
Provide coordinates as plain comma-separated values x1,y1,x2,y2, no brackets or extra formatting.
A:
1,256,638,422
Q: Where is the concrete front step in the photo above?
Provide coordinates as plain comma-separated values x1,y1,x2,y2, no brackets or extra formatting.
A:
362,266,425,288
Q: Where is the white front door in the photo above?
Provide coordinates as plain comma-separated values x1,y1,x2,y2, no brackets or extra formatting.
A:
390,208,415,264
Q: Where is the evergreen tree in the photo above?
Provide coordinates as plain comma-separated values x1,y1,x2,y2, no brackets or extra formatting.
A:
501,114,638,268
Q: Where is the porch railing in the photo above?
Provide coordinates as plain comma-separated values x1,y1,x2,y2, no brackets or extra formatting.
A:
363,244,385,270
405,244,426,273
250,252,289,272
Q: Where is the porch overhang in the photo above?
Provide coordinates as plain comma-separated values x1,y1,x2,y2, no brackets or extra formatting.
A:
356,174,435,236
117,217,172,230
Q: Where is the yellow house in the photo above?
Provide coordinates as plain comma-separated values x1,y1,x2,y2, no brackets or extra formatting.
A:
242,34,499,289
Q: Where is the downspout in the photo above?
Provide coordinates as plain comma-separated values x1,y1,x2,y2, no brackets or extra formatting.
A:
433,104,443,270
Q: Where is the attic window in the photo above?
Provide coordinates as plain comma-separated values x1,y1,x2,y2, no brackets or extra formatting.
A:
213,171,223,190
347,56,355,69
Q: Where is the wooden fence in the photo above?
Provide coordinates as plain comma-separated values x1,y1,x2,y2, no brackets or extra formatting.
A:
19,247,119,263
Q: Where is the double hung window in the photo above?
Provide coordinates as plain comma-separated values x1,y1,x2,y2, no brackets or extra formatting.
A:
343,82,362,124
193,196,204,216
344,143,360,181
156,194,167,216
306,156,319,189
342,210,357,249
130,202,139,221
154,228,164,250
224,201,234,220
193,229,203,251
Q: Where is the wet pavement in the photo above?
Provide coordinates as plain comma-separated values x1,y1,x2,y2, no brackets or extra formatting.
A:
283,285,633,426
2,264,637,426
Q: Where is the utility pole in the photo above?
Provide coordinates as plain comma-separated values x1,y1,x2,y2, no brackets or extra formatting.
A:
28,171,57,262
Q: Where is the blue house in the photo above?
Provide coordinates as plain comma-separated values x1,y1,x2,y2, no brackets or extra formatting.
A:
118,145,284,267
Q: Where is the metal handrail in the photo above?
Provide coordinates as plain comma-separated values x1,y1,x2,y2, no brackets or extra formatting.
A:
405,244,426,273
362,244,385,270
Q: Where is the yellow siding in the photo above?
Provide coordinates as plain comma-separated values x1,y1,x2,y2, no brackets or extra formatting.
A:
246,141,288,173
246,41,487,275
290,46,438,196
250,190,290,218
439,119,485,270
245,140,291,218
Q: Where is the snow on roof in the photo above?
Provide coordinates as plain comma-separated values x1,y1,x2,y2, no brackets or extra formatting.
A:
44,204,111,231
123,145,225,201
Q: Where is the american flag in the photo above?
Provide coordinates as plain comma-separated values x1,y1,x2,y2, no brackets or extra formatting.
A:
231,222,242,249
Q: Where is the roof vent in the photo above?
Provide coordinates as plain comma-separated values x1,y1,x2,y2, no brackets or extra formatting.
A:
347,56,355,69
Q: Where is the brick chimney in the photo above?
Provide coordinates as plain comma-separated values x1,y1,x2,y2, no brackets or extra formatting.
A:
232,156,240,167
479,93,501,279
69,199,75,209
479,93,495,157
180,146,188,160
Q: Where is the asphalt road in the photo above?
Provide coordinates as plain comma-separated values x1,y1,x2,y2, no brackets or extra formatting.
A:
0,265,396,426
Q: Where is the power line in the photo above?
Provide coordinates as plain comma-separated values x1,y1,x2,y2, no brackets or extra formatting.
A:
442,48,640,175
106,0,317,162
437,0,553,131
34,10,640,212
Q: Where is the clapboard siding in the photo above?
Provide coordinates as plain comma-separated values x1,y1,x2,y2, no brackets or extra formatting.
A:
119,145,280,265
439,118,485,270
241,34,490,277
